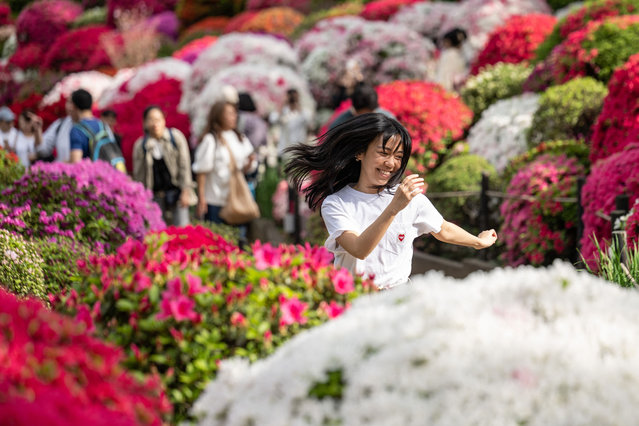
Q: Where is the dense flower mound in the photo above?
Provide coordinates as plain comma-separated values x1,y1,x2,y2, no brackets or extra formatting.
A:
580,144,639,266
548,15,639,84
110,77,191,170
56,228,375,422
15,0,82,48
179,16,229,42
359,0,421,21
389,1,459,39
298,17,436,108
172,35,218,64
0,288,170,424
7,42,44,70
535,0,639,62
471,14,556,75
295,16,362,62
42,71,113,108
223,10,260,33
190,64,314,140
106,0,177,26
0,160,163,251
500,154,585,266
0,3,11,26
181,33,298,115
376,81,472,172
246,0,310,13
0,229,45,299
461,62,532,121
42,25,113,73
527,77,608,146
193,262,639,425
238,6,304,37
590,53,639,164
293,2,364,39
467,93,540,172
0,147,24,191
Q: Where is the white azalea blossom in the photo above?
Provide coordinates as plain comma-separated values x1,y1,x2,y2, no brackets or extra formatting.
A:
193,262,639,426
390,2,462,39
42,71,113,107
468,93,540,172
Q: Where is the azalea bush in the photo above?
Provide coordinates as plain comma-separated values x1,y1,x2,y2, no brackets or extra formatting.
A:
470,14,556,75
359,0,420,21
467,93,540,172
293,2,364,39
0,160,163,251
7,42,44,70
239,6,304,37
179,17,229,42
71,6,107,28
31,237,92,297
580,144,639,267
56,226,375,422
390,1,459,39
172,35,217,64
41,71,113,110
377,81,473,172
246,0,309,13
0,287,170,424
42,25,113,73
0,229,45,300
15,0,82,48
176,0,244,26
461,62,532,122
590,53,639,164
223,10,260,33
106,0,177,26
193,262,639,425
527,77,608,146
0,147,23,190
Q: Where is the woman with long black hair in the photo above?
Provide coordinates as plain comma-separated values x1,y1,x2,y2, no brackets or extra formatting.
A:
285,113,497,289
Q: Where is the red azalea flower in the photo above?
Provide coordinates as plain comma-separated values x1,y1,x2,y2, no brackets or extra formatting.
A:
252,240,283,270
224,11,260,33
42,25,113,73
278,294,308,326
331,267,355,295
359,0,420,21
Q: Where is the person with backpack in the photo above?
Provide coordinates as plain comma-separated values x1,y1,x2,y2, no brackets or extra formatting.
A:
69,89,125,172
132,105,196,227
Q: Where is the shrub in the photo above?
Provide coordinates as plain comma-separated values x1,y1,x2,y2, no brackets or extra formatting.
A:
223,10,259,33
580,144,639,267
42,25,113,73
389,1,459,40
0,287,170,424
56,226,375,422
359,0,420,21
179,16,229,42
246,0,310,13
0,160,164,251
527,77,608,146
500,154,585,266
172,35,217,64
7,42,43,70
71,6,108,28
461,62,532,122
0,146,24,190
238,6,304,38
0,229,45,299
471,14,556,75
590,53,639,164
192,262,639,425
176,0,244,26
292,2,363,40
31,237,92,296
15,0,82,48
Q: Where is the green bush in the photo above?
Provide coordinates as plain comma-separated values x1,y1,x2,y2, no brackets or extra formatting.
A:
527,77,608,146
584,18,639,82
292,1,363,40
461,63,532,122
71,7,107,28
30,237,92,296
0,147,24,191
0,230,46,300
547,0,579,10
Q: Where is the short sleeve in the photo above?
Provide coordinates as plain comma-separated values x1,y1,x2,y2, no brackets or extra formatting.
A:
413,194,444,235
191,133,216,174
321,195,359,253
69,126,89,157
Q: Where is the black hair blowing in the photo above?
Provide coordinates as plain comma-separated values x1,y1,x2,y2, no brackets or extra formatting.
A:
284,113,412,211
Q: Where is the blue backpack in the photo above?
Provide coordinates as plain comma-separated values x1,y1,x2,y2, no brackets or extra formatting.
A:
75,120,126,173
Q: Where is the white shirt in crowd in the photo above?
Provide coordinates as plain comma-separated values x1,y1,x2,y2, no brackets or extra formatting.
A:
322,185,444,289
0,127,17,151
192,130,257,206
271,106,311,156
11,132,35,168
37,116,73,163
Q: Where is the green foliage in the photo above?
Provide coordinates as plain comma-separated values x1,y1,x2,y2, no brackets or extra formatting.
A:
534,25,562,63
0,148,24,191
527,77,608,146
71,7,107,28
0,230,46,300
308,369,345,400
30,237,92,296
585,19,639,82
256,164,280,220
461,63,532,122
305,210,329,247
547,0,579,10
292,1,363,40
176,0,245,26
583,238,639,288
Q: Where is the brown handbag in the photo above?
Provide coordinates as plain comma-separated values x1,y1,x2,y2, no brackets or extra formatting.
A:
219,136,260,225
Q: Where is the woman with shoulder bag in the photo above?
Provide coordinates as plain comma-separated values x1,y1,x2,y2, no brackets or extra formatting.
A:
132,105,196,226
192,100,258,234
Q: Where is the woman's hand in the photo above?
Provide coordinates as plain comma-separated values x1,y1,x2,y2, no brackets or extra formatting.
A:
388,174,426,214
476,229,498,249
196,200,208,219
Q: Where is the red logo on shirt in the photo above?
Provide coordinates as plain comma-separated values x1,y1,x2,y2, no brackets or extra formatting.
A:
398,234,405,242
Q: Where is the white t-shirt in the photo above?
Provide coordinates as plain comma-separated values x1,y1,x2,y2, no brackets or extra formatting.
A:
10,131,35,168
192,130,256,206
0,127,18,151
38,116,73,163
322,184,444,289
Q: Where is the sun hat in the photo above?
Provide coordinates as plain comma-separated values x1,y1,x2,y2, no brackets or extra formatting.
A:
0,106,15,122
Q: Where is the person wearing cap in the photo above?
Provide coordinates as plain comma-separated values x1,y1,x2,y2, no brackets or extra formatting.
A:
0,106,17,152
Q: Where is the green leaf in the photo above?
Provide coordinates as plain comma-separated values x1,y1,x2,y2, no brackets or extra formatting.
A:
115,299,136,312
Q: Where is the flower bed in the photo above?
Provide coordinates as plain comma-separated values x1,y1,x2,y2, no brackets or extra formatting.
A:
467,93,540,172
0,287,170,424
470,14,556,75
0,229,45,299
527,77,608,146
590,53,639,164
580,144,639,266
0,160,163,251
239,6,304,37
15,0,82,48
56,226,375,422
500,154,585,266
42,25,113,73
192,262,639,425
359,0,421,21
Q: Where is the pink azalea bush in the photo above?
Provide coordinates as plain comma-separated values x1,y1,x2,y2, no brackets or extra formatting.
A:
500,154,585,266
172,35,217,64
626,204,639,246
15,0,82,48
0,160,163,251
0,288,170,424
580,144,639,267
359,0,421,21
106,0,177,26
0,3,11,26
56,226,375,422
42,25,113,73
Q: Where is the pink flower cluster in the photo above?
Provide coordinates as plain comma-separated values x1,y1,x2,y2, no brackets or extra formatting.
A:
359,0,421,21
42,25,114,73
15,0,82,48
0,287,170,424
500,154,585,266
580,144,639,266
172,35,218,64
626,206,639,247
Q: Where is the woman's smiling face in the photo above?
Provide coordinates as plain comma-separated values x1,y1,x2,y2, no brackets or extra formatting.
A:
355,134,404,193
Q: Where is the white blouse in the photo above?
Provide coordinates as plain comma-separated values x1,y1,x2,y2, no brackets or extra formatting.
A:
192,130,256,206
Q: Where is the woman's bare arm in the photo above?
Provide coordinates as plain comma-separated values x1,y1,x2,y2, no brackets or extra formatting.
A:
432,220,497,249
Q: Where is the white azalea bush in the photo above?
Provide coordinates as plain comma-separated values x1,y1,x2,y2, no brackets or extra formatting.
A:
181,33,299,115
468,93,540,172
41,71,113,107
390,1,462,39
189,64,315,139
193,262,639,426
295,16,364,62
